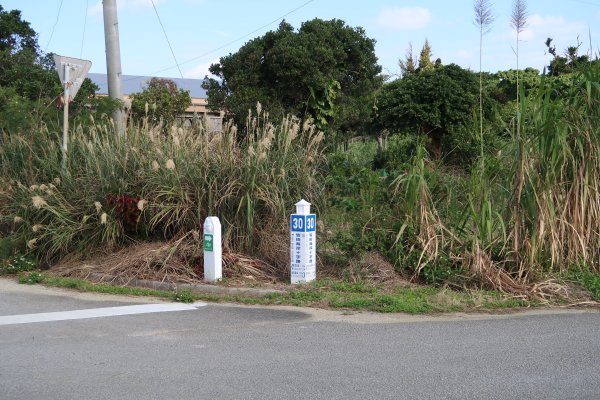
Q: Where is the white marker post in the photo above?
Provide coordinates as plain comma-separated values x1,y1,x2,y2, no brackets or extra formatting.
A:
203,217,222,282
290,199,317,284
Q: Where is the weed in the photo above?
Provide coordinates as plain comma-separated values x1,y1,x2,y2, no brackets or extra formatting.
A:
3,254,37,274
173,289,195,303
420,257,464,286
59,278,83,289
0,236,19,262
284,290,326,304
329,280,378,294
42,276,174,298
329,294,375,310
18,272,43,285
327,290,435,313
569,269,600,301
30,272,542,312
383,132,429,172
467,290,531,309
428,288,468,311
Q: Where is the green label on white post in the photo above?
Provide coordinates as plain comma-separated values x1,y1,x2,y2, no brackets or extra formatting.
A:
203,234,213,251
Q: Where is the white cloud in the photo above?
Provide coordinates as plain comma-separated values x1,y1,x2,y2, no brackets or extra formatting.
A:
506,14,587,43
184,60,219,79
375,7,432,31
531,14,587,39
497,13,594,72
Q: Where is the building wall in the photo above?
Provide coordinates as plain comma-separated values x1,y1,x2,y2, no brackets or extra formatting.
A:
88,73,224,131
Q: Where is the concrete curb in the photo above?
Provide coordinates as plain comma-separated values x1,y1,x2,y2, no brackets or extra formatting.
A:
87,273,285,297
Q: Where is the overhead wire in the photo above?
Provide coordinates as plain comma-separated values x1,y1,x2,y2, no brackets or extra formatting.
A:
92,0,316,88
80,0,89,58
44,0,65,53
568,0,600,6
123,0,316,81
150,0,184,78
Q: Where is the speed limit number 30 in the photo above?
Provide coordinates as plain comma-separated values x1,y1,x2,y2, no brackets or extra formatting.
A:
290,215,316,232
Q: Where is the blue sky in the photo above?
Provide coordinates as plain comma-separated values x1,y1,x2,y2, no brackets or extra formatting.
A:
4,0,600,80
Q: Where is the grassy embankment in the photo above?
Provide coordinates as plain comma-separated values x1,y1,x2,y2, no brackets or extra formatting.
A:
2,66,600,310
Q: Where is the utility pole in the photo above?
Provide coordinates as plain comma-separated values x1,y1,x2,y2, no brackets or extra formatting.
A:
62,64,70,165
102,0,125,137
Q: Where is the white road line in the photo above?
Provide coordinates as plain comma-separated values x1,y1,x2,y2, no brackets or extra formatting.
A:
0,302,207,326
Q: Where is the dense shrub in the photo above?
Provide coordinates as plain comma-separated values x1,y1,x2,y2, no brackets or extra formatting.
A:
381,132,429,173
0,110,325,264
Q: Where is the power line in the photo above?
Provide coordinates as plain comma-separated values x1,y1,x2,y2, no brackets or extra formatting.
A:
150,0,184,78
80,0,89,58
44,0,64,53
569,0,600,6
135,0,316,79
93,0,316,88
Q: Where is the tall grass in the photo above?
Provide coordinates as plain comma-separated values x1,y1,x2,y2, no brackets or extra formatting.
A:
0,106,325,265
393,146,448,276
391,63,600,297
474,0,495,164
515,67,600,274
510,0,528,270
2,64,599,297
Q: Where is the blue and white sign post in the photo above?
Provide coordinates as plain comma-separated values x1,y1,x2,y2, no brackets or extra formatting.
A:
290,199,316,284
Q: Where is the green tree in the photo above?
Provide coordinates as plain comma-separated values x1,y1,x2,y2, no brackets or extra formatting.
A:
0,6,108,137
493,68,540,105
418,39,434,72
375,64,485,160
399,42,416,77
130,78,192,127
0,7,60,136
0,5,37,53
0,6,60,101
202,19,382,138
545,37,594,76
0,86,34,134
67,77,124,127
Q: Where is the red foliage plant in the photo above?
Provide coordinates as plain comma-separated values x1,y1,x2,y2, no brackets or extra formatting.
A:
106,193,140,228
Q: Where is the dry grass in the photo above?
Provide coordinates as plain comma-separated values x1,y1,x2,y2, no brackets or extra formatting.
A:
254,225,290,277
346,252,399,283
52,236,283,286
314,250,413,290
222,251,281,283
463,243,568,301
428,288,465,309
52,242,199,284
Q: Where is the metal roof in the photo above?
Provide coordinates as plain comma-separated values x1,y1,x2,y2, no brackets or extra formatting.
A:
88,73,208,98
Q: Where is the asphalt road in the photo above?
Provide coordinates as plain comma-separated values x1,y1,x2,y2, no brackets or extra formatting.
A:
1,278,599,400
